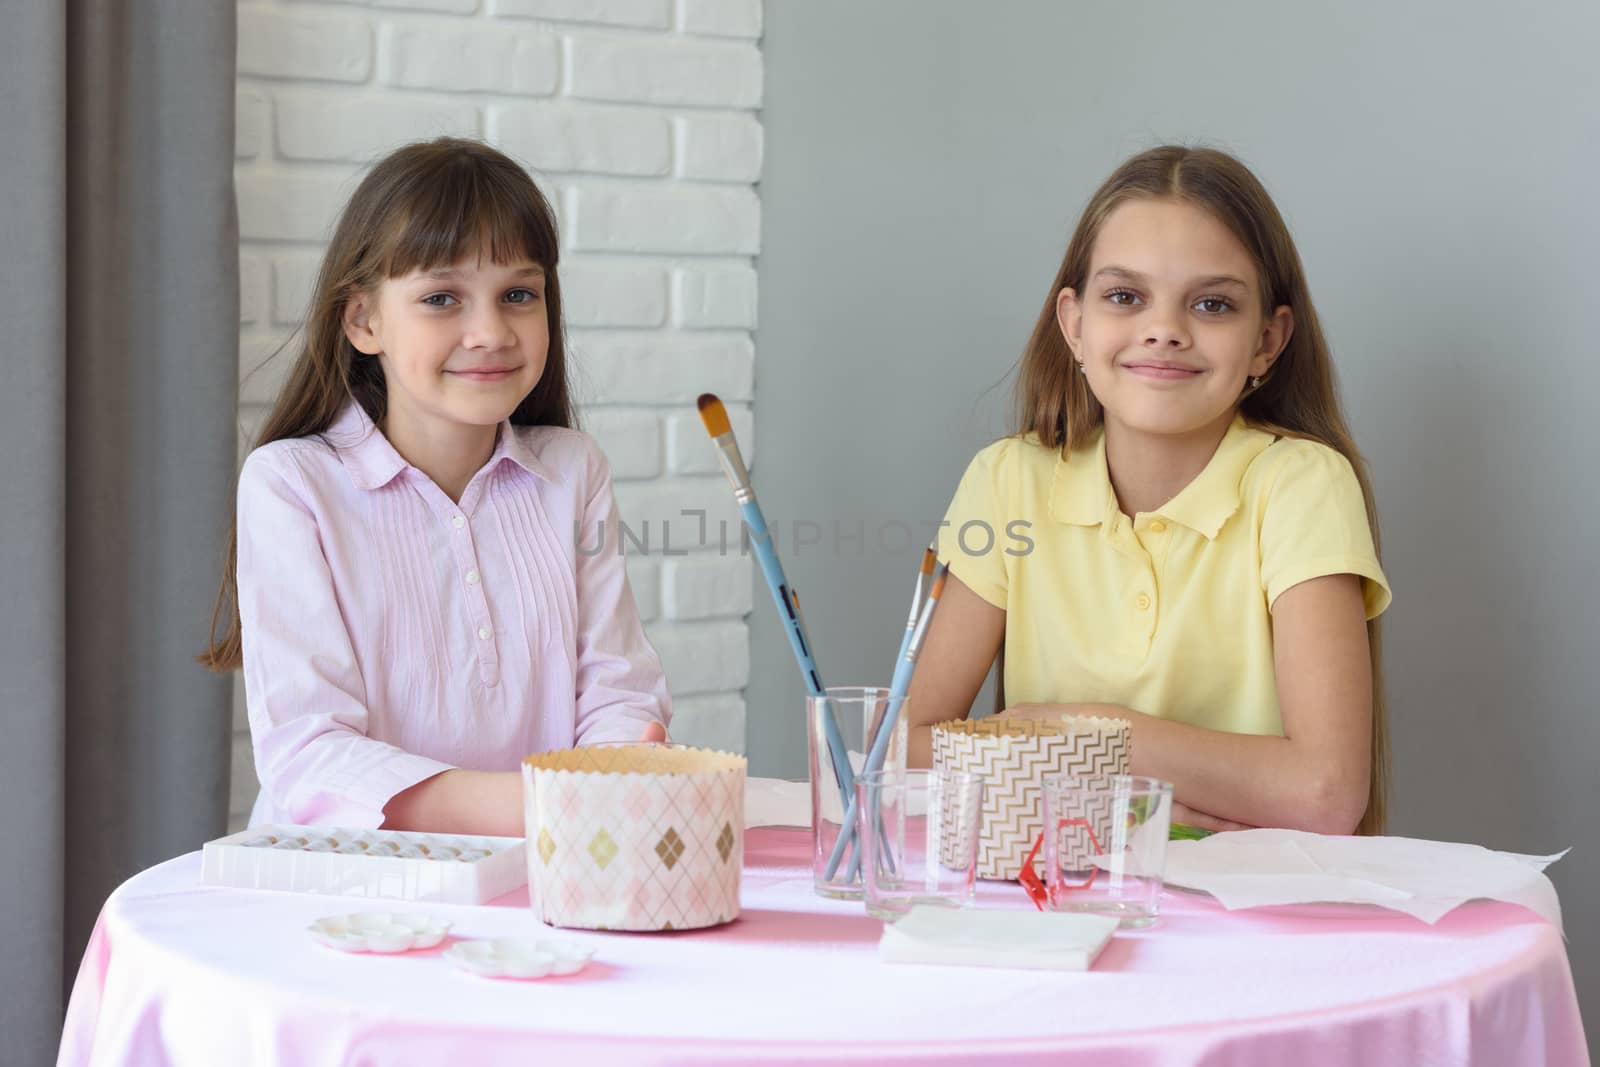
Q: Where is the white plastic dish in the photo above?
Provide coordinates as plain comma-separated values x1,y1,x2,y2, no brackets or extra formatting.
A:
202,824,526,904
308,912,452,953
443,938,595,979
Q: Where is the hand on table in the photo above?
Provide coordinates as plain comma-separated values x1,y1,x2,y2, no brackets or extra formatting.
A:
1171,800,1254,834
994,702,1125,721
995,702,1062,719
994,707,1253,834
638,721,669,744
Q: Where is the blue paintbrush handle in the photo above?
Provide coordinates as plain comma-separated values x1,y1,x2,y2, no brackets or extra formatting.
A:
742,503,821,694
826,653,915,880
740,501,855,813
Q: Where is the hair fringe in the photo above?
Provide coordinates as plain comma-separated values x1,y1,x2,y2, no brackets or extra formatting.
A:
200,138,572,674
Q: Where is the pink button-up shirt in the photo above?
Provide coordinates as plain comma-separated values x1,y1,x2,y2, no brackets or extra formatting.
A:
237,401,670,828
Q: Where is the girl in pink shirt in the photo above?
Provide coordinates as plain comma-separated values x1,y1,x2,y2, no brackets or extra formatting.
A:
202,138,670,836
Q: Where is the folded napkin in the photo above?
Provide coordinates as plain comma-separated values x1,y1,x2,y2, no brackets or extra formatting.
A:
880,906,1120,971
745,770,930,829
744,777,811,828
1164,829,1569,928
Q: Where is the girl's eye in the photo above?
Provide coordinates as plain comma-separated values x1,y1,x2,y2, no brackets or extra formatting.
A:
1106,289,1141,307
504,288,540,305
421,293,458,307
1195,297,1234,315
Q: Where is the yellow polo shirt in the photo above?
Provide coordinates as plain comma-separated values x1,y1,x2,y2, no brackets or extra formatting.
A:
938,417,1390,738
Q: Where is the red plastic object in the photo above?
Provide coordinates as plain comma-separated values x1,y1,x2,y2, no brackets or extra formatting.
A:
1017,818,1105,910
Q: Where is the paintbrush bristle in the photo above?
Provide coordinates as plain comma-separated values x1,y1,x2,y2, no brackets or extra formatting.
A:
696,393,732,438
929,565,949,598
920,546,937,575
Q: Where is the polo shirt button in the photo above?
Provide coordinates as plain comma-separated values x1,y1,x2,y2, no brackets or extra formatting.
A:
1149,520,1167,534
465,569,480,585
1136,593,1151,611
452,515,466,529
477,625,492,640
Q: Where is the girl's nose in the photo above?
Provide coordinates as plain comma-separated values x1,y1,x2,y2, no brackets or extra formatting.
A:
463,306,515,351
1142,309,1190,348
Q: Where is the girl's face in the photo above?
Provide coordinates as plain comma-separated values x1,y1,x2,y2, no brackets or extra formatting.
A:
343,252,550,441
1058,198,1292,443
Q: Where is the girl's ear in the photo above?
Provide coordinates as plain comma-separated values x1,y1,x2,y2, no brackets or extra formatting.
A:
1251,304,1294,377
343,292,383,356
1056,287,1083,357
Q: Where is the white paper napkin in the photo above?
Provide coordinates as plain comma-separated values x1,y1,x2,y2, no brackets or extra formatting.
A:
1164,829,1569,928
879,906,1120,971
744,777,811,828
745,766,931,829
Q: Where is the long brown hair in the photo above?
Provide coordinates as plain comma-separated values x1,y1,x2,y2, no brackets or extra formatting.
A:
1016,146,1390,833
200,137,573,672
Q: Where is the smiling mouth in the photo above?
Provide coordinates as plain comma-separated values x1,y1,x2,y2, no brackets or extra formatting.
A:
448,367,521,382
1122,362,1203,380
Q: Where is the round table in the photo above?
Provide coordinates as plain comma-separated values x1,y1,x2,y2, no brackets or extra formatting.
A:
59,828,1588,1066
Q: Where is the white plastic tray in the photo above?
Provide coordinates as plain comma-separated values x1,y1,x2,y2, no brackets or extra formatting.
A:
200,824,527,904
308,912,453,953
443,938,594,979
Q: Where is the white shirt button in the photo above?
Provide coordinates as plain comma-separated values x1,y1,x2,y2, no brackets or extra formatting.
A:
452,515,466,529
477,626,492,640
465,570,480,585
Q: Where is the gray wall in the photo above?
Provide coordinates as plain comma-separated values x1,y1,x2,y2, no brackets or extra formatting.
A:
753,0,1597,1045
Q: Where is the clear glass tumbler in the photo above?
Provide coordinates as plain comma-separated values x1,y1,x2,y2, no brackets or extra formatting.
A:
1041,774,1174,928
808,686,907,899
857,768,985,920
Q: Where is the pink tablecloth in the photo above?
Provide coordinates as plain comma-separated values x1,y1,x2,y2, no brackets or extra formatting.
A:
59,828,1588,1066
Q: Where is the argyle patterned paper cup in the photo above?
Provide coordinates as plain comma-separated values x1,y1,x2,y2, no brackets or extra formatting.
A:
932,717,1131,880
521,745,746,931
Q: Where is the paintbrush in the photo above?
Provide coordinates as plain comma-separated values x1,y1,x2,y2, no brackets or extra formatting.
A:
827,561,951,880
860,546,936,779
696,394,855,815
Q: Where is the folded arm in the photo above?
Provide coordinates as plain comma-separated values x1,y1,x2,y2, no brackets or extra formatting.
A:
906,572,1372,835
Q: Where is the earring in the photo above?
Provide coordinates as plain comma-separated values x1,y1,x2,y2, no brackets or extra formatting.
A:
1250,376,1262,389
1077,363,1087,376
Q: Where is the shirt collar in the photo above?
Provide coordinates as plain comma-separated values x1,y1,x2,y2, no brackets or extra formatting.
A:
490,417,558,484
1049,416,1276,540
326,400,555,491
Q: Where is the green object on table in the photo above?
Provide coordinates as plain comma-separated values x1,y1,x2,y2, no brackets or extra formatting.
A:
1169,822,1215,841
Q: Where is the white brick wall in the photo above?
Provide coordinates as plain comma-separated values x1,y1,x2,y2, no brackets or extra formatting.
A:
232,0,762,830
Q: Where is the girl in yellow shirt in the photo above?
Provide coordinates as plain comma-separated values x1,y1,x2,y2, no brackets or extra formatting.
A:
910,146,1391,836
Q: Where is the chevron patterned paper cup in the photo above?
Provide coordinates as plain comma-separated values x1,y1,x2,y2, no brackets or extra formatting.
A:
521,744,746,931
931,717,1131,881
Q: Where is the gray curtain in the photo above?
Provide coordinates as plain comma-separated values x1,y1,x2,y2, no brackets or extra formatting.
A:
0,2,238,1062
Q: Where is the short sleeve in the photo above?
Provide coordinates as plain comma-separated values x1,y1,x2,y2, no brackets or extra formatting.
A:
937,440,1013,609
1258,441,1391,619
